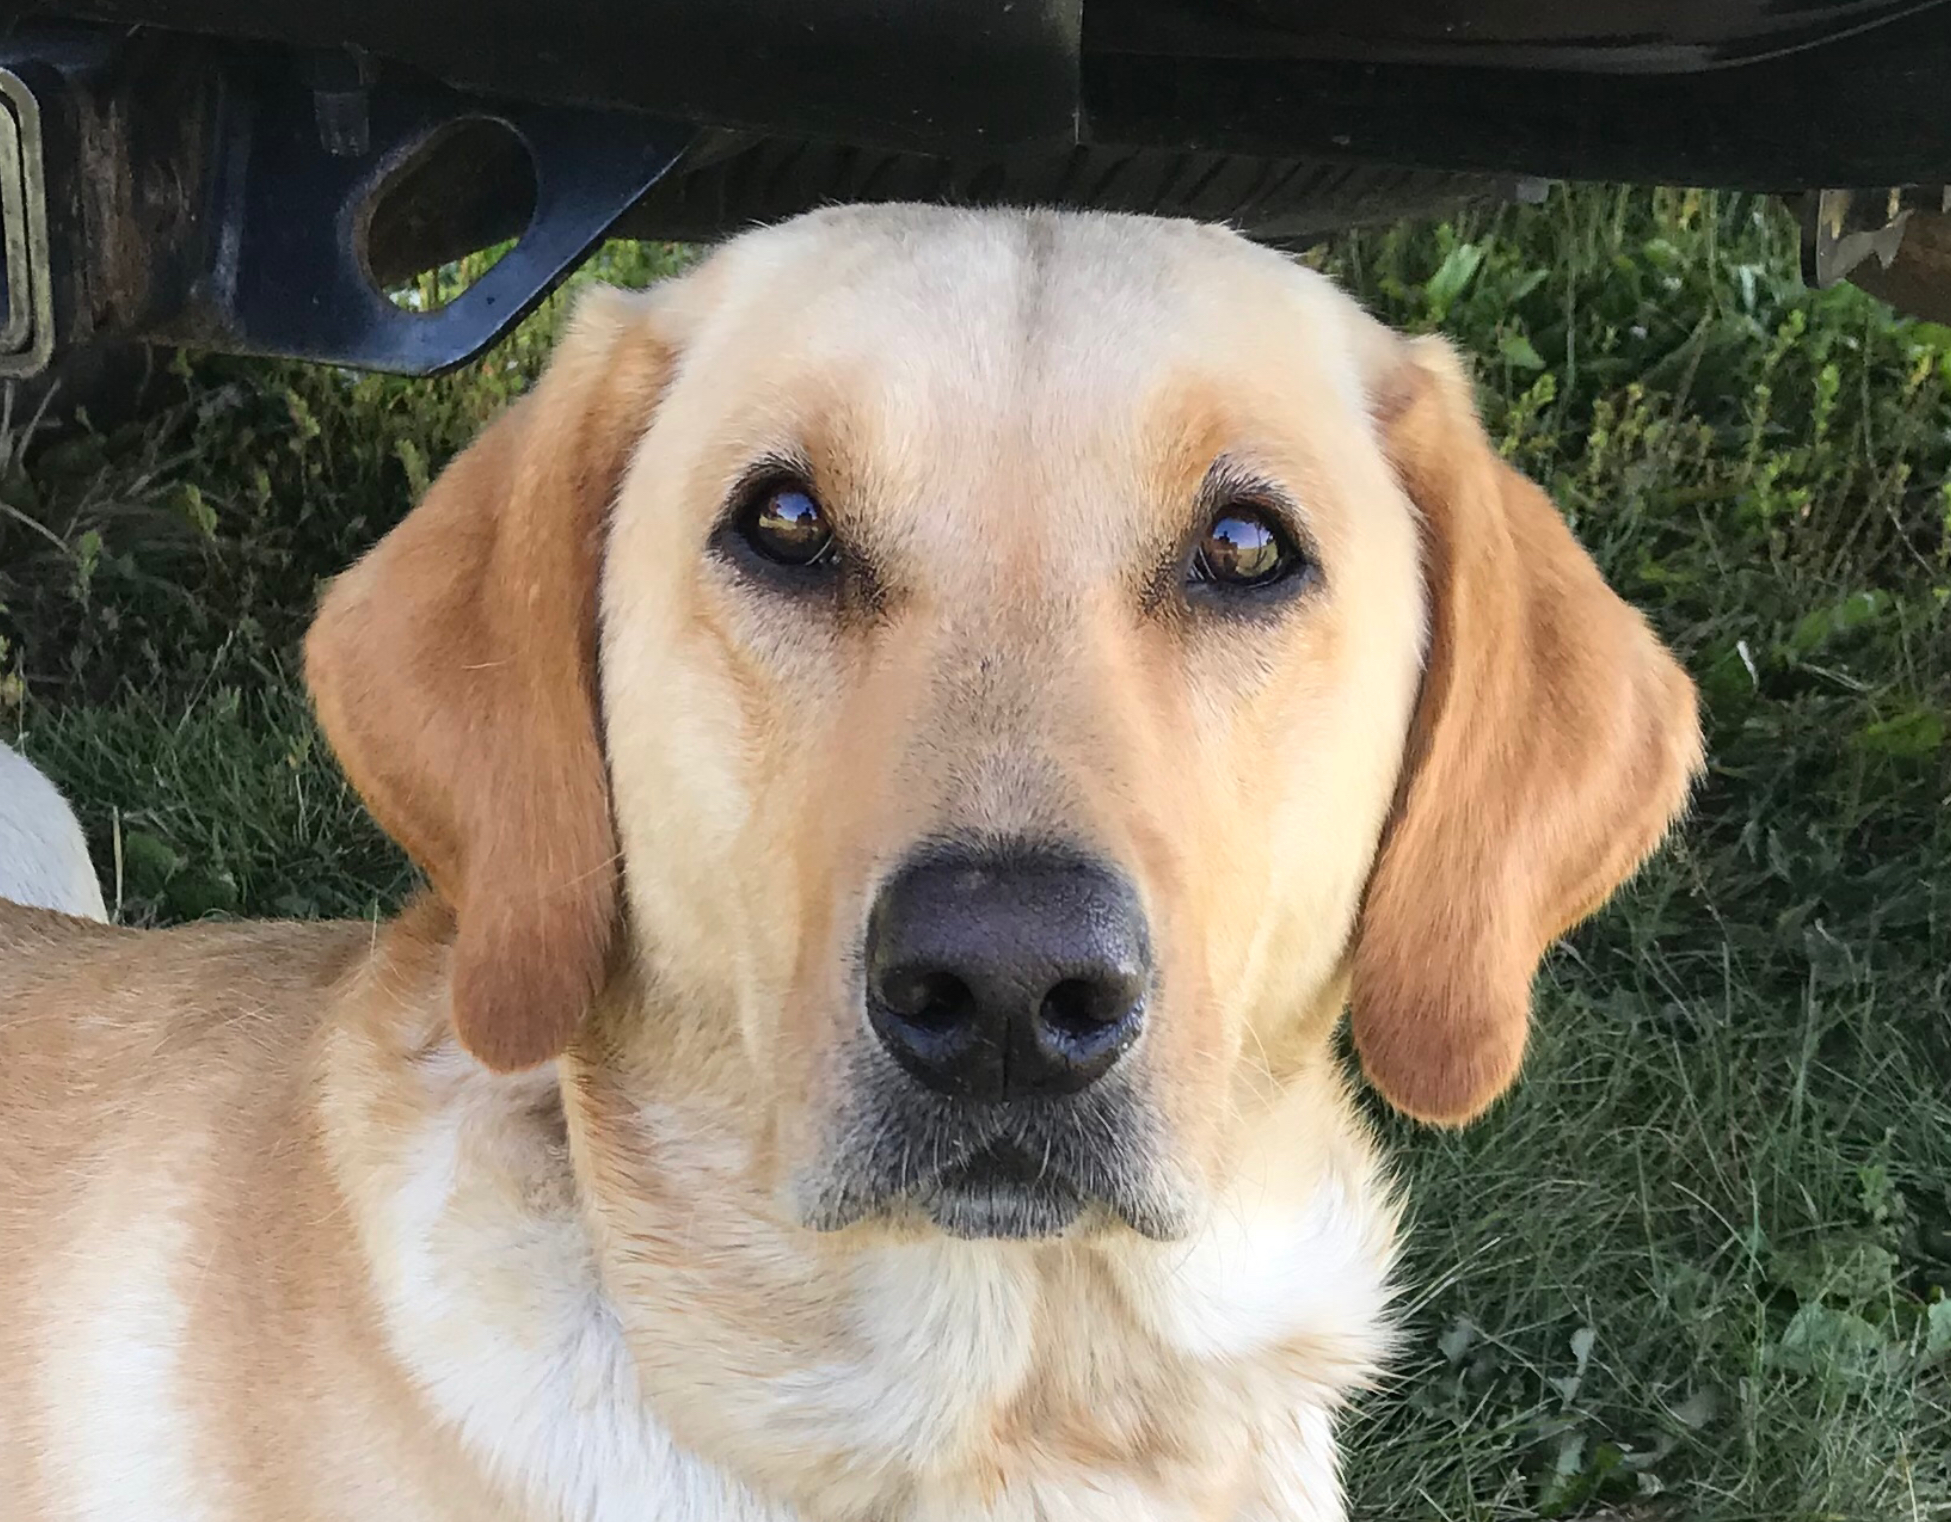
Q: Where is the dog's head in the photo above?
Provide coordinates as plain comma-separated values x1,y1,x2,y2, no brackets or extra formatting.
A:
307,207,1700,1243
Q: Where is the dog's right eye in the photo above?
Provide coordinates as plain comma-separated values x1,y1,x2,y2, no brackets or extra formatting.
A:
735,481,835,568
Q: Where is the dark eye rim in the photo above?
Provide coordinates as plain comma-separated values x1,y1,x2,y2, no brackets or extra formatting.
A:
1182,493,1320,604
711,466,842,586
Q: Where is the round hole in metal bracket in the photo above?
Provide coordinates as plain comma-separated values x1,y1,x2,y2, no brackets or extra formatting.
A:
362,116,539,315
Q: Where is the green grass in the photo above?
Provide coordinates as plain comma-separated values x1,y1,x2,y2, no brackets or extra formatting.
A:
3,191,1948,1519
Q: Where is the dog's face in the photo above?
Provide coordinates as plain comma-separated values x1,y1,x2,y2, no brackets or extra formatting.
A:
595,212,1423,1239
307,207,1701,1245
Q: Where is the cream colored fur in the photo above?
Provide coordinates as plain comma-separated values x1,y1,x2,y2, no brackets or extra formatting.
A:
0,206,1700,1522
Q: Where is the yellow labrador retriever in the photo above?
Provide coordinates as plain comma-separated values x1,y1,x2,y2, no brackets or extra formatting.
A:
0,206,1701,1522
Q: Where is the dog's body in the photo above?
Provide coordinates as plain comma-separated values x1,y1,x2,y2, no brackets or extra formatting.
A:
0,207,1701,1521
0,741,105,921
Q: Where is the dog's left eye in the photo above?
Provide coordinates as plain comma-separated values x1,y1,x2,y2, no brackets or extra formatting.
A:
1188,505,1305,591
737,481,835,568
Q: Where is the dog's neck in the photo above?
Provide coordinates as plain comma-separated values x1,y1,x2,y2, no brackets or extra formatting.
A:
319,913,1397,1522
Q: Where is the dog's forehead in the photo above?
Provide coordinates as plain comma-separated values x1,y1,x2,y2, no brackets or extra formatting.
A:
690,207,1372,437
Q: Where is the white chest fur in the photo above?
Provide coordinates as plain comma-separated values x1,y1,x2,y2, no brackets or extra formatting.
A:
359,1066,1396,1522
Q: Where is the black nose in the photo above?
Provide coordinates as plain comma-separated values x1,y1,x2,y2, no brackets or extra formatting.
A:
864,847,1150,1102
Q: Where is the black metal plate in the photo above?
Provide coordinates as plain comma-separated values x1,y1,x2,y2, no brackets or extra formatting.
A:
153,61,693,372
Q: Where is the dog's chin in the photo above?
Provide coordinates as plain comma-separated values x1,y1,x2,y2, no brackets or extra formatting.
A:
799,1138,1190,1243
791,1056,1198,1242
914,1144,1085,1240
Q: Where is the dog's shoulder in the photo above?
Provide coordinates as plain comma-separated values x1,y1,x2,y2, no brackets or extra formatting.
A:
0,906,386,1106
0,896,121,951
0,899,129,1015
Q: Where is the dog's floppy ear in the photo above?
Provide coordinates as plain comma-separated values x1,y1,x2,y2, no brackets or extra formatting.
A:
1350,337,1703,1125
306,287,670,1071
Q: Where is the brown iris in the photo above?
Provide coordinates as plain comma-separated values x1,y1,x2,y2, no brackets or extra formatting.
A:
1191,506,1297,589
740,482,834,567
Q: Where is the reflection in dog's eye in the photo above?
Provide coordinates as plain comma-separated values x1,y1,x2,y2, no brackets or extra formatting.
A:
1190,506,1303,590
740,482,836,568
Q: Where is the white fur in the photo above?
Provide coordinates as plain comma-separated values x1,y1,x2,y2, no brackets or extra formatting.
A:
36,1157,213,1521
1120,1143,1396,1374
360,1063,1390,1521
359,1053,794,1522
0,740,106,920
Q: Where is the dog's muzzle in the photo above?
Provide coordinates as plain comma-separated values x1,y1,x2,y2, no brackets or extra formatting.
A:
797,842,1187,1241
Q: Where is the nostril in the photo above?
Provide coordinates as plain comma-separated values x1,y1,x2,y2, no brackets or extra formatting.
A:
1039,975,1137,1040
879,968,977,1032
